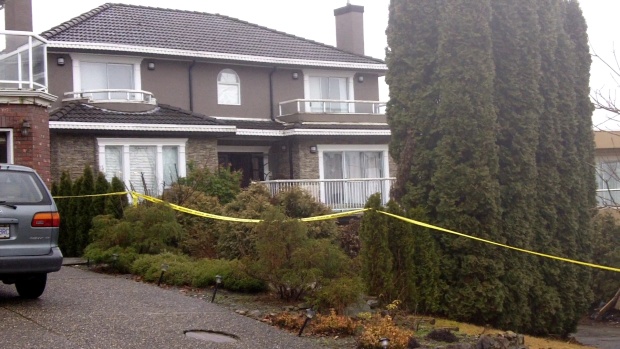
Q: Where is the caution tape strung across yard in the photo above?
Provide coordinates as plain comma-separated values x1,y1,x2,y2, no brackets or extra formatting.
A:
53,191,620,273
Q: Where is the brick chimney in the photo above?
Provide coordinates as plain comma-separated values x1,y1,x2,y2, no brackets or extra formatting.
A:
334,3,365,55
4,0,33,32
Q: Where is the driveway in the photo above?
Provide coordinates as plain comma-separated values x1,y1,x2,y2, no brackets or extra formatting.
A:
0,266,321,349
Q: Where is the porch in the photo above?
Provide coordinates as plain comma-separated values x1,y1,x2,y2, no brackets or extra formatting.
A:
259,177,395,212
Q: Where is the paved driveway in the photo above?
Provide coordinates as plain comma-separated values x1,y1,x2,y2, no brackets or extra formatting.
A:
0,267,321,349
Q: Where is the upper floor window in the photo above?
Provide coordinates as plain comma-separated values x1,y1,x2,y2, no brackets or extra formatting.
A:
304,70,354,113
70,54,143,101
217,69,240,105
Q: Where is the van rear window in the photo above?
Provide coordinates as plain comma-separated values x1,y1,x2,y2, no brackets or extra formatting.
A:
0,171,51,204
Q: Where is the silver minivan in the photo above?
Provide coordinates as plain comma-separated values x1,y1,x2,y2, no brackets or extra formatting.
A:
0,164,63,298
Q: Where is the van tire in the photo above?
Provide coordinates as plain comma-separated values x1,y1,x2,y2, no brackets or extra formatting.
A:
15,274,47,299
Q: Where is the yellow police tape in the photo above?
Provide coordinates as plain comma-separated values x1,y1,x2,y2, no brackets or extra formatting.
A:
377,210,620,273
52,191,620,273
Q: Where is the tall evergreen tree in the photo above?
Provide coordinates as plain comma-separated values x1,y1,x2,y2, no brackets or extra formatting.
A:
57,172,74,256
75,166,95,256
490,0,542,331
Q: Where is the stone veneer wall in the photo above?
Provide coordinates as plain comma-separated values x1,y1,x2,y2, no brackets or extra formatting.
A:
50,135,219,184
186,137,219,170
50,133,96,183
1,104,52,186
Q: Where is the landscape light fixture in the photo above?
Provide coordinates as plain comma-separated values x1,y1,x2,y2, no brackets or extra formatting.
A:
309,145,317,154
111,253,119,269
157,263,169,286
211,275,222,303
20,120,31,136
379,337,390,348
298,308,315,337
292,72,299,80
57,57,65,66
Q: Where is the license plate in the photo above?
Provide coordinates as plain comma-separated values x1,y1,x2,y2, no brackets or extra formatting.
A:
0,225,9,239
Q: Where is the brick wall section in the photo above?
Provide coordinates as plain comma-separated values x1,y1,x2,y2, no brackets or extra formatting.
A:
0,104,52,186
50,133,96,183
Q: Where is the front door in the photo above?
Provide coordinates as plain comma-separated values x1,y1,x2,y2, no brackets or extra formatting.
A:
218,153,265,187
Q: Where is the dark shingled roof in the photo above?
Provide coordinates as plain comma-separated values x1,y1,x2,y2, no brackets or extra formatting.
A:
50,102,224,125
215,118,287,130
42,3,385,66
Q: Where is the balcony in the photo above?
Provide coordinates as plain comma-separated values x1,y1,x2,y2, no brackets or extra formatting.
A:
278,99,387,124
63,89,157,111
260,177,395,212
0,30,47,91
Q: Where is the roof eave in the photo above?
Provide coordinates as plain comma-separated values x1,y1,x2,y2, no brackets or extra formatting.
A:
47,41,388,72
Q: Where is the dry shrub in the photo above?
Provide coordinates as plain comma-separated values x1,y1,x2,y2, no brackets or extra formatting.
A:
312,309,358,336
358,314,415,349
271,312,305,331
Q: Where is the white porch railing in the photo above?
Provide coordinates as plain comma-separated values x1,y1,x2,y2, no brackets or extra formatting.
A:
0,30,48,91
260,177,395,211
63,89,157,104
278,99,386,117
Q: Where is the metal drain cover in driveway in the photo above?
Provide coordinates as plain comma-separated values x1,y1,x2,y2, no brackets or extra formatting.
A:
184,330,238,343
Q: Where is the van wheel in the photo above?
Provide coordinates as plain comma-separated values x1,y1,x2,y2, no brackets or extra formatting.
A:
15,274,47,299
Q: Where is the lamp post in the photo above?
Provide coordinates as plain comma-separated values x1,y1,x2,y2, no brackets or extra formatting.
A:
157,263,169,286
379,337,390,348
211,275,222,303
298,308,315,337
111,253,119,269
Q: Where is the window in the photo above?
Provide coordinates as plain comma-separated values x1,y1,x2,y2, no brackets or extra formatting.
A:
81,62,134,100
217,69,240,105
98,138,187,196
304,70,355,113
596,160,620,206
0,130,13,164
70,54,142,101
318,145,390,208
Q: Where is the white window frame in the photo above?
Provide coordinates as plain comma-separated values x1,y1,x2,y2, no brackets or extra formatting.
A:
97,138,187,195
70,53,143,96
217,68,241,105
317,144,390,203
595,156,620,207
303,69,355,112
0,129,14,164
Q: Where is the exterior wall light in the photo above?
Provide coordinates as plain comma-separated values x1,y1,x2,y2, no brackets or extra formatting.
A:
148,62,155,70
57,57,65,66
211,275,222,303
379,338,390,348
309,145,317,153
21,120,31,136
292,72,299,80
357,75,364,83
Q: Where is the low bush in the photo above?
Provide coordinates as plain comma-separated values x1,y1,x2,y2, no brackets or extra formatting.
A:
357,314,415,349
130,253,265,292
83,245,138,273
311,276,364,314
312,309,358,336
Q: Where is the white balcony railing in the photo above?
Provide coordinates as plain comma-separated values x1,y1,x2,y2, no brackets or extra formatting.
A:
596,188,620,207
0,30,48,91
63,89,157,104
260,177,395,211
279,99,386,117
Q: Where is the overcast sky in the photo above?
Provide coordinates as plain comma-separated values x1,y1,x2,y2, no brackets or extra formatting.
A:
13,0,620,129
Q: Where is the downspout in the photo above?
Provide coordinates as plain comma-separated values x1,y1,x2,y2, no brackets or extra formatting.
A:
188,60,196,111
269,66,294,179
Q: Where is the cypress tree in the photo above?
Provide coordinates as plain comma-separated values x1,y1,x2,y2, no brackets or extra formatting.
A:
359,194,393,302
75,166,95,256
57,172,74,256
93,172,110,216
429,0,504,324
490,0,541,331
106,176,128,219
386,0,441,207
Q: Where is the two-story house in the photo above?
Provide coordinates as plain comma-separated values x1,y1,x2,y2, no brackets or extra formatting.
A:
40,2,392,209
